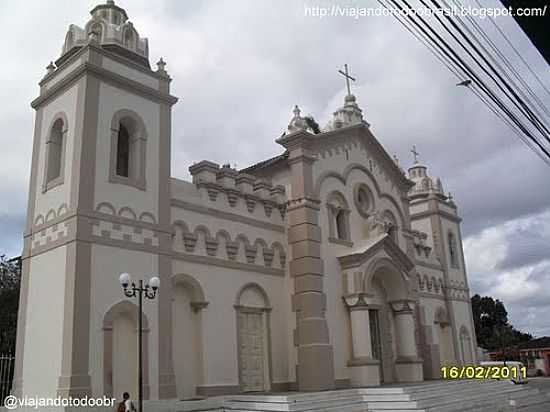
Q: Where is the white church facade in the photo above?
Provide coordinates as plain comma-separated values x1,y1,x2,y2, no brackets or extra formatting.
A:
14,0,477,402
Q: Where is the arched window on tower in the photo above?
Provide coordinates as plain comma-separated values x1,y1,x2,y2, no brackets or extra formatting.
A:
43,117,66,191
109,110,147,190
116,124,131,177
448,231,459,268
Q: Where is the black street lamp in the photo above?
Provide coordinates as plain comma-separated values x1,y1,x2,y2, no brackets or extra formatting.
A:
119,273,160,412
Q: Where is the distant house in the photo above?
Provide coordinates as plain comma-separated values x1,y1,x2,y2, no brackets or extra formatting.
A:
517,337,550,376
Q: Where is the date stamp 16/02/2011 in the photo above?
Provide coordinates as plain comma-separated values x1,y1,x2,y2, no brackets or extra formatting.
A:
441,365,527,380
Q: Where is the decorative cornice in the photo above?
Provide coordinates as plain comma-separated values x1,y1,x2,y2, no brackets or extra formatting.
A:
32,59,177,109
410,209,462,224
170,199,285,233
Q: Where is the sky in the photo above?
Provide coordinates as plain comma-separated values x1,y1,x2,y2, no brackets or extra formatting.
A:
0,0,549,336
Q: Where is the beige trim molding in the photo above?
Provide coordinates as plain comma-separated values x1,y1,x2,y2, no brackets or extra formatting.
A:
172,251,285,277
171,199,285,233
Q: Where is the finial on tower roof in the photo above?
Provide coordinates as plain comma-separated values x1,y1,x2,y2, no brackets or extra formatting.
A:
46,61,56,75
157,57,166,72
106,0,115,5
287,105,307,133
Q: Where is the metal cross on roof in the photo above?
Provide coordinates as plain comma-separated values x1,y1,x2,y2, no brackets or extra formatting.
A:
338,64,356,96
411,145,420,163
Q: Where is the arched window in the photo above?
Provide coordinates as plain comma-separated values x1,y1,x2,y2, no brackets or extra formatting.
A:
448,231,459,268
383,210,398,243
336,209,347,240
44,117,66,191
116,124,130,177
326,191,350,244
109,110,147,190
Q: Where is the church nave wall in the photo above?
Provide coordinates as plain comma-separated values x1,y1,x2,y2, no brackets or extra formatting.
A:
171,259,291,394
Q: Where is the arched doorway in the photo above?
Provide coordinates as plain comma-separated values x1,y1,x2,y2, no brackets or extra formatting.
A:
366,276,395,383
103,301,149,400
235,283,271,392
434,307,455,366
364,258,422,383
171,274,208,400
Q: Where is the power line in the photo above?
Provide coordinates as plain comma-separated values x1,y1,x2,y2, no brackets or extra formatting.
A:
447,0,550,120
475,0,550,101
424,0,550,140
380,0,550,161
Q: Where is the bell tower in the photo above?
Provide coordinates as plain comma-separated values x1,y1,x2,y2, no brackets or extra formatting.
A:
14,0,178,400
407,152,478,366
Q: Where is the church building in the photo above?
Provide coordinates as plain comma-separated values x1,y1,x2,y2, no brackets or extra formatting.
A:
14,0,477,402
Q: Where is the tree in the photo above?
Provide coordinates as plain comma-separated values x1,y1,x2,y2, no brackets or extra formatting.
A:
471,294,532,352
0,255,21,354
304,116,321,134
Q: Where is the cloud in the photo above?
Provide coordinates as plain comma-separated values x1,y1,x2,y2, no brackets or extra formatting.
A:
464,210,550,336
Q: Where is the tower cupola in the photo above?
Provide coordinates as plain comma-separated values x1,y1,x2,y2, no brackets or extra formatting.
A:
59,1,150,67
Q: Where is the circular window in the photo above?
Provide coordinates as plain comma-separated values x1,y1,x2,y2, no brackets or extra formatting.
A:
354,184,374,217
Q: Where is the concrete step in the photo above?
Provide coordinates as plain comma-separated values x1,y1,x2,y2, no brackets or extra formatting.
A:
226,401,368,412
225,391,366,411
361,379,498,395
406,380,513,401
365,384,533,411
229,388,362,403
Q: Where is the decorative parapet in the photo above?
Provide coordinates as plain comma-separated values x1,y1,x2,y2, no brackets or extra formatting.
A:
172,220,287,271
188,161,287,220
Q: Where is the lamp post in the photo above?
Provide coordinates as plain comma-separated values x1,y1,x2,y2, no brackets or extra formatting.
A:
119,273,160,412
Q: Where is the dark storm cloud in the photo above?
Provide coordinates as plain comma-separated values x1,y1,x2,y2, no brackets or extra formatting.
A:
496,221,550,271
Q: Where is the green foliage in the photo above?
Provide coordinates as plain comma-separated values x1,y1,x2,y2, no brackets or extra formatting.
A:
471,294,532,352
0,255,21,354
304,116,321,134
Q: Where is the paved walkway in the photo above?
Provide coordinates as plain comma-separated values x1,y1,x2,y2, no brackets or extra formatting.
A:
527,376,550,393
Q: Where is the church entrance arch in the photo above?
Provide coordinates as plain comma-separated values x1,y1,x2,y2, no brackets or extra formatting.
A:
235,283,271,392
